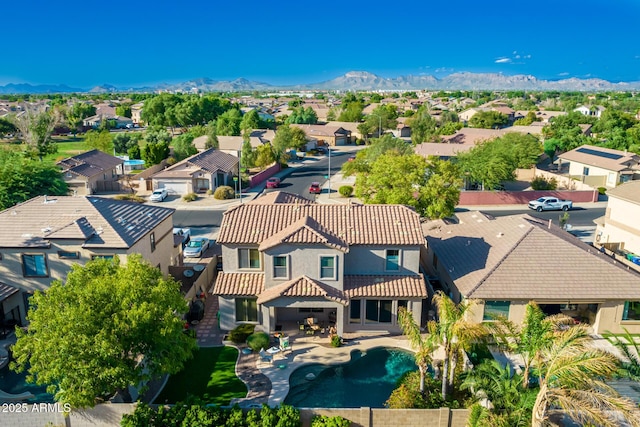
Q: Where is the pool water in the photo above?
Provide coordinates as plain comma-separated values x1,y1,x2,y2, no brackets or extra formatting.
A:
284,347,417,408
0,365,54,403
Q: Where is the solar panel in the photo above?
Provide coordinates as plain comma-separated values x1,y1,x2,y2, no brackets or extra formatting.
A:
576,147,623,160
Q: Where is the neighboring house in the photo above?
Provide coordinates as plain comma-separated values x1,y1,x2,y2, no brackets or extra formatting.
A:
213,192,427,336
424,211,640,335
594,180,640,259
558,144,640,188
82,114,133,129
131,102,144,124
393,122,412,138
193,130,274,153
291,124,352,146
514,110,566,124
0,196,176,325
414,142,475,160
574,105,605,118
57,149,124,195
151,148,238,195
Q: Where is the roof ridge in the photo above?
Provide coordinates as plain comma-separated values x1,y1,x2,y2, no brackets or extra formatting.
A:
467,224,535,298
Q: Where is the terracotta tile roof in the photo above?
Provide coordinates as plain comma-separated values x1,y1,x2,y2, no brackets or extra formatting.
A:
290,124,350,137
212,272,265,296
249,191,313,205
344,274,427,298
559,144,640,173
257,275,348,305
259,216,349,252
426,212,640,300
606,181,640,205
153,148,238,180
414,142,475,158
0,282,19,301
218,203,424,247
57,149,123,179
0,196,173,249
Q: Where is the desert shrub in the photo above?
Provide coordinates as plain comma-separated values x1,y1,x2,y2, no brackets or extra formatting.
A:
386,371,445,409
246,332,270,352
338,185,354,197
182,192,198,202
213,185,235,200
312,415,352,427
530,175,557,190
229,324,255,344
206,189,214,195
598,186,607,195
114,194,145,203
331,335,342,348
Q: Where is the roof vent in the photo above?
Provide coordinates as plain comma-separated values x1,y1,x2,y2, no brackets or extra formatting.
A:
497,232,504,237
41,227,52,233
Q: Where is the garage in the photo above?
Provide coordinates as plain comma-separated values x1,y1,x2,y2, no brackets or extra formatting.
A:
155,180,189,195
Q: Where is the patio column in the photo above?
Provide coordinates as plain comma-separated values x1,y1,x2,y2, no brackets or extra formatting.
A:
336,306,344,336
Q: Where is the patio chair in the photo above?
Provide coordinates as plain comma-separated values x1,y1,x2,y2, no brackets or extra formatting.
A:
259,348,273,365
279,336,292,354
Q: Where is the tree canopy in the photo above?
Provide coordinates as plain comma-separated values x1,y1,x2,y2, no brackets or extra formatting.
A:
469,111,510,129
285,106,318,124
113,132,141,155
10,106,60,160
11,255,197,409
172,132,198,161
84,129,113,153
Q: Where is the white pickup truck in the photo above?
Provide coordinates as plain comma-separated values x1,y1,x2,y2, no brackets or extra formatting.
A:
173,227,191,245
528,196,573,212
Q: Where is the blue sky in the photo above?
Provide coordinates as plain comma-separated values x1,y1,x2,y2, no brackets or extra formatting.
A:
2,0,639,87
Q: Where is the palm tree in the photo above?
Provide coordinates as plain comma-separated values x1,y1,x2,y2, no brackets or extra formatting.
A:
532,324,640,427
428,291,487,400
608,327,640,380
397,307,436,394
486,301,574,389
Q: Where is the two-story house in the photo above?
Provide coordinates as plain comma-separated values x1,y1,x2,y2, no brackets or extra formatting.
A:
595,180,640,261
57,149,124,195
213,192,427,336
0,196,176,326
558,144,640,188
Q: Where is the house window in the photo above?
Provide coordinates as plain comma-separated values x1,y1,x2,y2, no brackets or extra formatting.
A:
235,298,258,322
385,249,400,271
583,167,590,176
350,300,361,323
150,232,156,252
483,301,510,321
273,256,287,279
57,251,79,259
22,254,48,277
320,256,336,279
365,299,392,323
238,248,260,269
623,301,640,321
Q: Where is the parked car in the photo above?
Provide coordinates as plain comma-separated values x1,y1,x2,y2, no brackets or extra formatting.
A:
528,196,573,212
347,155,356,162
184,237,210,258
309,182,322,194
173,227,191,245
149,188,168,202
266,177,281,189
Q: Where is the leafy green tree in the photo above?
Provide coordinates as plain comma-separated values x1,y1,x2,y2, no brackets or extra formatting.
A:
422,157,462,219
386,371,445,409
144,126,172,145
469,111,509,129
11,255,197,408
337,101,364,122
427,292,486,401
532,325,640,427
10,106,59,161
142,141,170,165
241,109,261,131
113,132,141,155
254,144,276,169
216,108,242,136
115,105,132,118
0,151,67,210
241,135,256,168
172,132,197,161
398,307,435,394
127,144,141,160
286,106,318,124
140,94,182,127
408,112,438,144
84,129,113,153
0,117,17,137
541,111,594,152
272,125,307,162
205,121,219,149
543,138,560,161
66,102,96,136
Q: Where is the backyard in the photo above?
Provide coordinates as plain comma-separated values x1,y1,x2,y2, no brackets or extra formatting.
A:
153,346,246,405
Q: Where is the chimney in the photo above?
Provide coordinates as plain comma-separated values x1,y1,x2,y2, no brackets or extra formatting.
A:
44,195,48,203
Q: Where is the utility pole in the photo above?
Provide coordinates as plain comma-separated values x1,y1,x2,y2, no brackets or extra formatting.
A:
238,157,243,204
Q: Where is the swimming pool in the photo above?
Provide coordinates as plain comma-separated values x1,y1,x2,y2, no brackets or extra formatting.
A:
284,347,417,408
124,159,145,166
0,364,54,403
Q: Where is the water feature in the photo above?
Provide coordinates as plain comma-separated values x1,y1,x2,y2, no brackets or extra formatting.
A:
0,354,54,403
284,347,417,408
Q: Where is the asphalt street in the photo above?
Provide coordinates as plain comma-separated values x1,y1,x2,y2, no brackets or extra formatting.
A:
459,206,605,228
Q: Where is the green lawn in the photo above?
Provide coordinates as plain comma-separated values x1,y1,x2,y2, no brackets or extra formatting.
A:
45,137,88,162
154,346,246,405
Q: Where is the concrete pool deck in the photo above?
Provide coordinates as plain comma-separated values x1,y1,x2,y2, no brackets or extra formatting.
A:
256,334,445,407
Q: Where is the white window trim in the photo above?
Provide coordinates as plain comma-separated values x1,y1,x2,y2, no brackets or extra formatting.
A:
319,255,337,280
238,247,261,270
384,248,401,272
272,255,289,280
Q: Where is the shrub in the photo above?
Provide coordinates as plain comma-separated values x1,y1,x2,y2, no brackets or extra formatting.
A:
114,194,145,203
206,189,214,195
331,335,342,347
182,192,198,202
386,371,445,409
246,332,270,352
598,186,607,195
213,185,235,200
312,415,352,427
530,175,557,191
338,185,354,198
229,324,255,344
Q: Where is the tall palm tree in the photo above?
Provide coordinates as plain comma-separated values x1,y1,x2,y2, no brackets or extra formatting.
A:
486,301,574,389
428,291,487,400
532,324,640,427
397,307,436,395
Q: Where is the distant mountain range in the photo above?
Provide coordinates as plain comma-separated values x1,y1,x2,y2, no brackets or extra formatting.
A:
2,71,639,94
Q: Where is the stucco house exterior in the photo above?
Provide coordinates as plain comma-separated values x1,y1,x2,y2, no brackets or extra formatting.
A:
291,124,352,146
0,196,176,326
57,149,124,195
151,148,238,195
424,211,640,335
558,144,640,188
574,105,605,118
213,192,427,336
594,180,640,261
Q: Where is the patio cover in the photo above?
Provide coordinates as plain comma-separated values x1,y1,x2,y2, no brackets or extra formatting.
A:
257,275,348,305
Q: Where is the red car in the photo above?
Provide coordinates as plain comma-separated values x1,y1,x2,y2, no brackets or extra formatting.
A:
266,177,281,189
309,182,322,194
